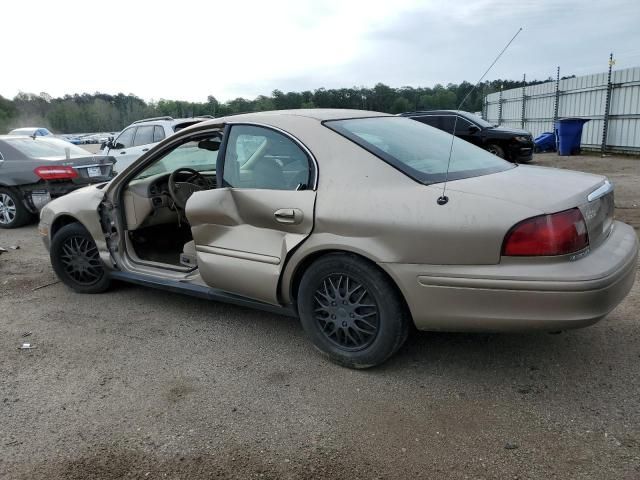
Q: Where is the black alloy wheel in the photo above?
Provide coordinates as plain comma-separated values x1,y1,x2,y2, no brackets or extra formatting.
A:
50,223,111,293
59,235,103,285
298,253,409,369
313,273,379,351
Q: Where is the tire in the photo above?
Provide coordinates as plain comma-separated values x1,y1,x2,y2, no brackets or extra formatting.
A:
0,187,32,229
50,223,111,294
297,253,410,369
485,144,506,159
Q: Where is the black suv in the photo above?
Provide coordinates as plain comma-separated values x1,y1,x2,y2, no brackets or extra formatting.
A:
399,110,534,163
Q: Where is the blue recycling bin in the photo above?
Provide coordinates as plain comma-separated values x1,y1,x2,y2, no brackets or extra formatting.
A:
555,118,590,156
534,132,556,152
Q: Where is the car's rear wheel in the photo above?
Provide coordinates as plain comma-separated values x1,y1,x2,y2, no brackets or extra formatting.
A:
50,223,111,293
297,253,409,369
486,144,505,159
0,187,32,229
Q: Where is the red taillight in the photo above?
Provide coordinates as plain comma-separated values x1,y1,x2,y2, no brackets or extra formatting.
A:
34,166,78,180
502,208,589,256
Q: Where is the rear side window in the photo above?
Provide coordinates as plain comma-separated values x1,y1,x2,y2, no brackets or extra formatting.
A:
134,126,154,146
325,116,513,184
153,126,165,143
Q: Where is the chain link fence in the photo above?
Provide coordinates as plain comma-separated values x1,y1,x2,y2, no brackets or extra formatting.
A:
483,64,640,154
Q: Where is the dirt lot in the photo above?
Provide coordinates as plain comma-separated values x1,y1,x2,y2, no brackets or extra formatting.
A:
1,154,639,479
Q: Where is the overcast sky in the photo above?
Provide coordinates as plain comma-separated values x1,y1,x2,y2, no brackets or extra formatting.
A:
2,0,639,102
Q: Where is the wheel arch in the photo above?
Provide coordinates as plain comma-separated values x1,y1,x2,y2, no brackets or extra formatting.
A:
284,248,412,322
50,214,86,239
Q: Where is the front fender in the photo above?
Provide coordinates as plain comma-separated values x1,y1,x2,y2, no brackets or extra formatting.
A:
39,185,108,259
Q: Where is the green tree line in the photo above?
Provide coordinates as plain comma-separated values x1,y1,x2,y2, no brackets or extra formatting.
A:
0,79,551,134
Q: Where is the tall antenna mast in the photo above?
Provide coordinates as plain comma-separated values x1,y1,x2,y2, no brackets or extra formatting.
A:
437,27,523,206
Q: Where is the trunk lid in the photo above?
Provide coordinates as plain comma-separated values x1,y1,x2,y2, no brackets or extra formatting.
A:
446,164,614,248
53,155,116,183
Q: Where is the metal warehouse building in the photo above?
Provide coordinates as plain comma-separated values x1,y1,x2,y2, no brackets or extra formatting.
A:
483,66,640,154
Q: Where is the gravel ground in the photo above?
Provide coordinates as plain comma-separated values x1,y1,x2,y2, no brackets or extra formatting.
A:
0,154,638,479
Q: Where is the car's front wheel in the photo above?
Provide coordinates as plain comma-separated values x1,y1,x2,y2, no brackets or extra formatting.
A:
486,143,505,159
50,223,111,293
0,187,32,229
297,253,409,369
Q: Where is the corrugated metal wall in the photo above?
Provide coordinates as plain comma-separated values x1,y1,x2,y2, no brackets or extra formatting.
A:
484,67,640,153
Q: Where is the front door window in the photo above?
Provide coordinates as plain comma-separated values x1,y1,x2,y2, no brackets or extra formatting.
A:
222,125,311,190
114,127,135,149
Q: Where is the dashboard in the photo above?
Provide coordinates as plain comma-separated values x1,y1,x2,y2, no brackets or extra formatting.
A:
123,171,216,230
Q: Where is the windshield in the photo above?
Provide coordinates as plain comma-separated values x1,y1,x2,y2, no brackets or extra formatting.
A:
134,138,218,180
6,137,90,159
325,116,513,184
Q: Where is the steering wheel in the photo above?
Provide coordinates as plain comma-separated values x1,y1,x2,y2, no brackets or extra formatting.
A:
168,168,208,210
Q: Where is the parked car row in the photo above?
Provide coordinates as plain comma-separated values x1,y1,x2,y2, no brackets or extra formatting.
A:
62,132,116,145
6,127,116,146
34,109,637,369
8,127,53,137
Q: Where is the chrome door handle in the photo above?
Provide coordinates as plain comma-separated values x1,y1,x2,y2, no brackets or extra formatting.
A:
274,208,302,224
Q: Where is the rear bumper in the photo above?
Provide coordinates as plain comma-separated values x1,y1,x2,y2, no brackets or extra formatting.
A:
384,221,638,332
22,179,111,213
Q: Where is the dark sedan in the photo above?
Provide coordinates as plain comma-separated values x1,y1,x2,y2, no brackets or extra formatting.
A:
0,136,115,228
400,110,534,163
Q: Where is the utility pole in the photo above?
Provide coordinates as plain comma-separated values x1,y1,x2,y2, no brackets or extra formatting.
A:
601,53,615,156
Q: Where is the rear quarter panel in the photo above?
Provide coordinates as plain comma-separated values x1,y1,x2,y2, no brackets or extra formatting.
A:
0,157,41,185
275,118,543,303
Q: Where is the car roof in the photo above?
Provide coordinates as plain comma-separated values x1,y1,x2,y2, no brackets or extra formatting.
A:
0,134,58,140
400,110,471,116
129,116,211,127
9,127,41,133
197,109,390,128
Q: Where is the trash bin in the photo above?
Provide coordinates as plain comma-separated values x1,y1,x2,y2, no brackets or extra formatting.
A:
555,118,590,156
534,132,556,152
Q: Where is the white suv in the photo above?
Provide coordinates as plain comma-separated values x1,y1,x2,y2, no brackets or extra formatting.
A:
101,116,212,173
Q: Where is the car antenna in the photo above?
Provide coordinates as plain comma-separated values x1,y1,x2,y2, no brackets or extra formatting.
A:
437,27,523,206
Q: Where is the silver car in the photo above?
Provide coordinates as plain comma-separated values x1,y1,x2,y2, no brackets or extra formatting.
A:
39,110,638,368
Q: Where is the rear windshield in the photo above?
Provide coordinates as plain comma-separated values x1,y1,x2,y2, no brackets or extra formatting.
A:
6,137,90,159
325,116,513,184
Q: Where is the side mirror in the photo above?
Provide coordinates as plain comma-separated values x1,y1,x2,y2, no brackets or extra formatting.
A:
198,139,221,152
468,125,481,134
